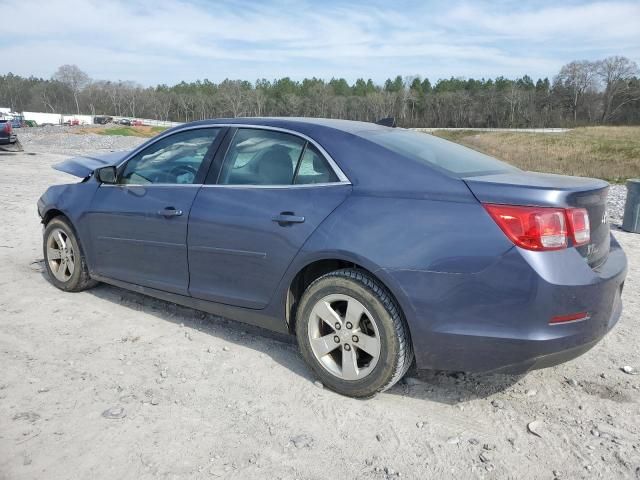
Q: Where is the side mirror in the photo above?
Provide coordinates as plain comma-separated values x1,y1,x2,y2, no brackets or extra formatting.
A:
96,166,117,184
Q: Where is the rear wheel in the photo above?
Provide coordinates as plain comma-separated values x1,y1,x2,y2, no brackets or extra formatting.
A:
296,269,413,398
43,217,96,292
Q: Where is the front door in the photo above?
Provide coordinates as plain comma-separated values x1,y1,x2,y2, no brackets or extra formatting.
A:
86,127,224,295
188,127,351,309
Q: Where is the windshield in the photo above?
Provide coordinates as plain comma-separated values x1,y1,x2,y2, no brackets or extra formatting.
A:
359,129,518,177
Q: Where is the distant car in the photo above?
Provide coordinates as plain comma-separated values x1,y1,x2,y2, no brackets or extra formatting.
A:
37,118,627,398
131,119,144,126
10,116,24,128
117,119,132,126
0,119,17,144
94,116,113,125
24,120,38,127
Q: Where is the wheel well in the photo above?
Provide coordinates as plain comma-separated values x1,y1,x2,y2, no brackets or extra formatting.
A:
286,259,400,333
42,208,66,225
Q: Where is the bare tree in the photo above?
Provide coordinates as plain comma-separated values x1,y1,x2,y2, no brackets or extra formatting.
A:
120,81,141,117
556,61,598,124
52,65,90,114
596,56,640,122
32,82,59,113
218,80,249,117
105,81,123,116
249,87,267,116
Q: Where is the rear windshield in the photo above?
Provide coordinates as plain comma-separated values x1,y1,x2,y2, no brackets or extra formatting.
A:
359,129,517,177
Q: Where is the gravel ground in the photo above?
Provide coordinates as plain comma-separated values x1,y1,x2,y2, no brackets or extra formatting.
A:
0,131,638,480
14,126,146,156
607,184,628,227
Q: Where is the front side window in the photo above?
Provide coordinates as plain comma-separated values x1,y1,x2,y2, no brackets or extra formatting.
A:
120,128,221,185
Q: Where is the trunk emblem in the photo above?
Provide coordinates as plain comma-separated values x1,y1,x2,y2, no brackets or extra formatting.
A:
602,211,608,224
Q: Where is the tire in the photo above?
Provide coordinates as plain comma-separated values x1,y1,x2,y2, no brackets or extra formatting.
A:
43,217,97,292
296,268,413,398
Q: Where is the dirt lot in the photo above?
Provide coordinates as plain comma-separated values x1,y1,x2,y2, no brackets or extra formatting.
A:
1,133,639,480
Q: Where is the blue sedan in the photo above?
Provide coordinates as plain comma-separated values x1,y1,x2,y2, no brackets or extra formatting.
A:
37,118,627,397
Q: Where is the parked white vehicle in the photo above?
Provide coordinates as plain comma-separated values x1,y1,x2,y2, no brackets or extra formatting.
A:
23,111,63,126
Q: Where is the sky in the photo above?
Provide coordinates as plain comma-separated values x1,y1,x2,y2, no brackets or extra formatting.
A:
1,0,639,86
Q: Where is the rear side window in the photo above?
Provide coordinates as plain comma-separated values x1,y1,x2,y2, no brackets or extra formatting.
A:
360,129,517,177
218,128,339,186
220,129,305,185
294,145,338,184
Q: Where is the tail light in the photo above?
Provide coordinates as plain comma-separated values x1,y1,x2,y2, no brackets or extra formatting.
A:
484,204,590,251
3,122,10,133
567,208,590,246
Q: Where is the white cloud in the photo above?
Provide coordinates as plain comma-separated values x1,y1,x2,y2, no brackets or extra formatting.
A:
0,0,638,84
443,1,640,43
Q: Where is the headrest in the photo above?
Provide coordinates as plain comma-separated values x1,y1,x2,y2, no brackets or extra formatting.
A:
257,145,293,184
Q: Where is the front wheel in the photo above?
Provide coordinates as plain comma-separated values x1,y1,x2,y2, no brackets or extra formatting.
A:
296,269,413,398
43,217,97,292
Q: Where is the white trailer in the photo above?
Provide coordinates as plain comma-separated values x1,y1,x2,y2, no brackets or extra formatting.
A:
23,111,63,125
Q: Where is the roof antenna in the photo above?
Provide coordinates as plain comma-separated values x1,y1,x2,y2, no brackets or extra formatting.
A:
375,117,396,127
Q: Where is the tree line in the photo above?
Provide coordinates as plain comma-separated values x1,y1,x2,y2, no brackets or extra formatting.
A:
1,56,639,127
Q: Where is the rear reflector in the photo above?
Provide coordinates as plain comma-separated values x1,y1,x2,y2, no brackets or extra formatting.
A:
483,204,568,251
549,312,590,325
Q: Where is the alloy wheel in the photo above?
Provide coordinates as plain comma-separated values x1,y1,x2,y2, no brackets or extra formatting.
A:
307,293,381,380
46,228,75,282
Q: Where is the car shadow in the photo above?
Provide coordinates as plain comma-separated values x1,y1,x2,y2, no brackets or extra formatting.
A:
36,264,523,404
84,282,316,381
385,368,524,404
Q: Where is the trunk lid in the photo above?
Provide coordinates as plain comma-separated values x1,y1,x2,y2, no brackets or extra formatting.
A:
463,171,610,268
52,151,129,178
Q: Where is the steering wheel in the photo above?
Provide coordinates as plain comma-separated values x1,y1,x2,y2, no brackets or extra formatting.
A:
170,165,198,184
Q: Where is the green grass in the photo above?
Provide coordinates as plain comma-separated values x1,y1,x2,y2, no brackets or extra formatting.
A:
432,127,640,182
79,126,167,138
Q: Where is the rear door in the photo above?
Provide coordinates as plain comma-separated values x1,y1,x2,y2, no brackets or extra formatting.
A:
188,127,351,309
86,127,224,294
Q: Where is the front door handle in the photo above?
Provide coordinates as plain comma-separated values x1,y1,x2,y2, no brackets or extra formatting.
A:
158,207,183,218
272,212,305,225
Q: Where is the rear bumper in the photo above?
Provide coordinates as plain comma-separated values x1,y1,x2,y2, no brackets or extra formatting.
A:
452,284,622,374
387,234,627,373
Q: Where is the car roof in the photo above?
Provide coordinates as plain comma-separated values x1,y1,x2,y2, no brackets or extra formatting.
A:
188,117,390,135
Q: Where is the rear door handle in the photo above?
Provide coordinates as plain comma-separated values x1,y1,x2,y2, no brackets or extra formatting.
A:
158,207,183,218
272,212,305,225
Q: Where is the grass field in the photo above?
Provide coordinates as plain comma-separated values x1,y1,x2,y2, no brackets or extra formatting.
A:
77,125,167,138
432,127,640,182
